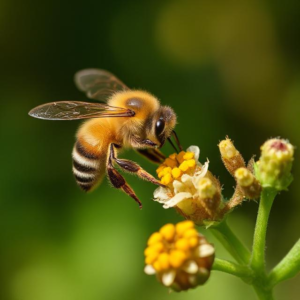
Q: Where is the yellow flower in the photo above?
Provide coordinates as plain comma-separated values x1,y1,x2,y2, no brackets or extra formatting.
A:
144,221,215,291
154,146,222,225
155,148,197,186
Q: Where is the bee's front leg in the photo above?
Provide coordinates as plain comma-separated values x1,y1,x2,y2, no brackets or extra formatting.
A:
107,143,142,208
110,144,164,187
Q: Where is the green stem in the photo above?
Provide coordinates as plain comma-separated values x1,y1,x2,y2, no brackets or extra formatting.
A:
268,239,300,287
251,188,277,273
252,285,274,300
210,220,251,265
212,258,253,280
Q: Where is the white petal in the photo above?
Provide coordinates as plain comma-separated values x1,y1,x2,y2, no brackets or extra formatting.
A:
193,161,209,187
181,174,194,188
153,186,170,201
183,260,198,274
196,244,215,257
186,145,200,161
162,270,176,286
173,180,187,194
163,192,192,208
144,265,156,275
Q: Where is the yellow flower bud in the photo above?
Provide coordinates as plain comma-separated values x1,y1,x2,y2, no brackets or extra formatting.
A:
176,151,186,164
171,167,182,179
164,158,178,168
235,168,253,187
256,138,294,191
219,137,245,177
159,223,175,241
179,161,190,172
235,167,262,199
147,232,162,246
198,178,217,199
183,152,195,160
161,173,173,185
156,165,165,174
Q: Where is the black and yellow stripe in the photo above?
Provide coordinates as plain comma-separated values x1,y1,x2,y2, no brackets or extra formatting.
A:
72,141,101,191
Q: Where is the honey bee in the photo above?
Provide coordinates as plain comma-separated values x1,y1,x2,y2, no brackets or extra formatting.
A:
29,69,182,208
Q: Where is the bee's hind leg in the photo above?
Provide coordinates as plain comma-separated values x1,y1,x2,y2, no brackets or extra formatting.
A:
110,144,164,187
107,144,142,208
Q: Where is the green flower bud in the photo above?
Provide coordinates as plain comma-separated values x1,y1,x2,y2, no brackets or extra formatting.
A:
255,138,294,191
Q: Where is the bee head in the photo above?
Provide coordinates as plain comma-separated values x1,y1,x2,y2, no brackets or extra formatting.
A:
152,106,177,148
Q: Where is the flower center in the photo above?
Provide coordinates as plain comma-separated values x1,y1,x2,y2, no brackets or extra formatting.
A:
156,151,196,186
144,221,200,272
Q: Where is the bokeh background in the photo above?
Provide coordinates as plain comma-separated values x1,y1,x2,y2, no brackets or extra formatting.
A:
1,0,300,299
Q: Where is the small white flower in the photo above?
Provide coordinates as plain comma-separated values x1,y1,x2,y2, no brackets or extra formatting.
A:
153,146,222,224
154,146,209,209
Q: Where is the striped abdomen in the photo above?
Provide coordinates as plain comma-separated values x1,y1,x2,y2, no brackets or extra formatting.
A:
72,140,106,192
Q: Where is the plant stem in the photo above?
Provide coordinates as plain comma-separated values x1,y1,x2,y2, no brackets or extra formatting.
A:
268,239,300,287
211,220,251,265
251,188,277,273
252,284,274,300
212,258,253,280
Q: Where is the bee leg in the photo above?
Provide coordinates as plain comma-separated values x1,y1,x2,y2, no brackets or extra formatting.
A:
110,144,164,187
107,144,142,208
136,148,166,164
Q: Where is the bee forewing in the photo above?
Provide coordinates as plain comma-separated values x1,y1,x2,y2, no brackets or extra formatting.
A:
28,101,134,120
74,69,129,102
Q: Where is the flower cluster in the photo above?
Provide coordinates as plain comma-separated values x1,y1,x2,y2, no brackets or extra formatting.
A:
146,136,295,295
153,137,295,223
154,146,222,225
144,220,214,291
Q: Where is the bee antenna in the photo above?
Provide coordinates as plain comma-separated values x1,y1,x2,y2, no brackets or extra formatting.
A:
172,130,183,151
168,138,179,153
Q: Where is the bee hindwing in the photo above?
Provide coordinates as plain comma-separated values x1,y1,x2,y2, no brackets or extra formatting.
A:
72,141,106,191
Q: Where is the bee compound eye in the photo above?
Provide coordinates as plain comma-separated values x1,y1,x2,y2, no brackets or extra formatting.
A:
155,119,165,137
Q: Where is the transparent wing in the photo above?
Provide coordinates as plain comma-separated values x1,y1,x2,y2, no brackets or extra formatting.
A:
74,69,129,102
28,101,135,120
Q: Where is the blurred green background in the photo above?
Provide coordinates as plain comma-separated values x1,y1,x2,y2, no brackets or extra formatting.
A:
1,0,300,299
